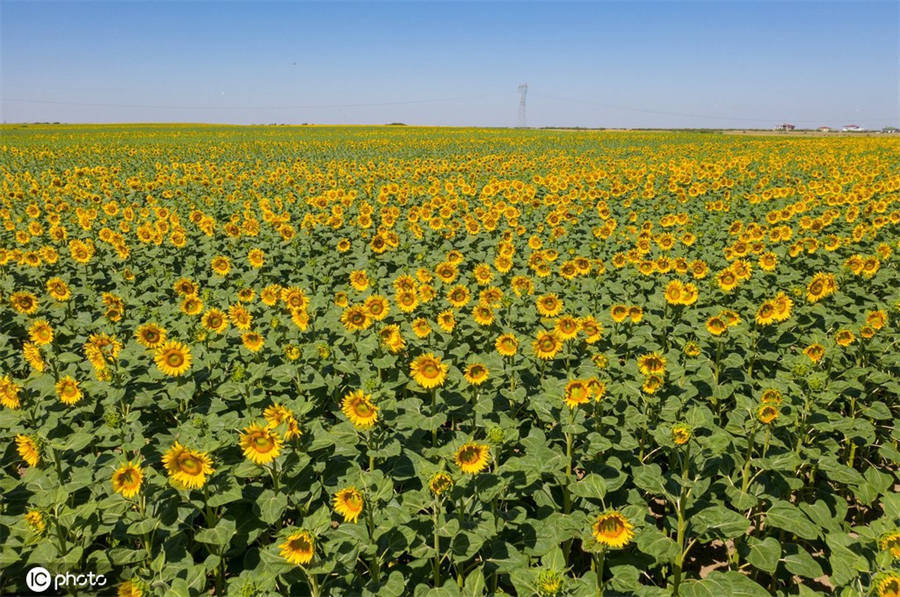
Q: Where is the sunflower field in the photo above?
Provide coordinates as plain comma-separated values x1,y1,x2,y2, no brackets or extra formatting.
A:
1,124,899,596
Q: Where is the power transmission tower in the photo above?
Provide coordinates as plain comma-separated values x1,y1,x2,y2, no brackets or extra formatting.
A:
517,83,528,128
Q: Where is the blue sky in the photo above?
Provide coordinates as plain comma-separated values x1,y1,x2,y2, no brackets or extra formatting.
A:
1,1,898,128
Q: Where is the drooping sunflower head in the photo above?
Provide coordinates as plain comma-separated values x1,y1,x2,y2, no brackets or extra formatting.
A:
0,375,21,409
757,404,779,425
672,424,691,446
803,343,825,363
15,434,40,467
410,353,448,389
876,572,900,597
112,461,143,499
637,352,666,376
642,374,664,395
628,306,643,323
135,323,166,349
280,530,315,566
835,329,855,347
241,331,265,352
25,510,45,535
591,510,635,549
333,487,364,523
240,423,283,465
162,441,214,489
154,341,192,377
429,471,453,496
879,531,900,559
464,363,489,386
454,442,490,474
760,389,783,405
706,316,727,336
341,390,379,429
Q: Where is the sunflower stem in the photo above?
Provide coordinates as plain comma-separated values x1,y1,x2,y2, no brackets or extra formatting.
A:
594,548,606,595
433,498,441,587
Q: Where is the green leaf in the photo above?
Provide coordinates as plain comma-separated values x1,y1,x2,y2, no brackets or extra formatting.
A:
781,543,824,579
693,505,750,539
257,490,288,526
569,473,607,500
745,537,780,574
765,501,820,541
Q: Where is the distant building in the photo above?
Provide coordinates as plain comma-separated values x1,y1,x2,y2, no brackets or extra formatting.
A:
817,126,832,132
775,123,796,131
842,124,863,132
883,126,898,134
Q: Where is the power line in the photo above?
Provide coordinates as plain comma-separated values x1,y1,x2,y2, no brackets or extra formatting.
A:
0,94,503,111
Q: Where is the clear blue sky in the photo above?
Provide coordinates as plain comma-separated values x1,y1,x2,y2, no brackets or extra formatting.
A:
2,1,898,128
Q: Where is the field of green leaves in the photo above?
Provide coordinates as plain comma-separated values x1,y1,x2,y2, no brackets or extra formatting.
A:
1,125,898,596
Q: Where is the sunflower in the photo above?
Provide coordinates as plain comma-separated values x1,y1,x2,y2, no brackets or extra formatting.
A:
554,315,580,341
117,580,145,597
379,324,405,353
495,333,518,356
671,423,692,445
239,423,282,465
664,280,684,305
162,442,214,489
264,403,293,427
803,343,825,363
210,255,230,276
533,331,562,360
755,301,776,325
28,319,54,345
580,316,603,344
880,531,900,559
333,487,364,523
23,342,45,373
201,309,228,333
592,510,635,549
181,294,204,316
341,305,372,332
867,309,887,330
46,277,71,301
395,290,418,312
761,389,783,405
247,248,264,268
112,461,143,498
706,316,727,336
805,272,837,303
342,390,379,429
135,323,166,349
454,442,490,474
56,376,83,405
429,471,453,495
447,285,471,308
241,331,265,352
835,329,855,347
411,318,432,338
628,306,644,323
683,341,701,357
280,530,315,566
337,238,351,252
0,375,21,409
637,352,666,376
564,379,591,408
15,434,40,467
472,304,494,326
757,404,779,424
642,374,664,394
25,510,45,535
464,363,489,386
365,294,390,320
154,341,192,377
349,270,369,291
436,310,456,332
10,291,38,314
610,304,629,323
536,293,563,317
410,353,448,389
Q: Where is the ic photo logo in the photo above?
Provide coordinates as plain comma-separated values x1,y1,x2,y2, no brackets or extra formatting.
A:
25,567,51,592
25,566,107,593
